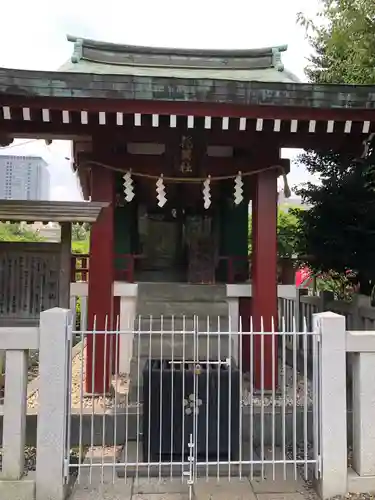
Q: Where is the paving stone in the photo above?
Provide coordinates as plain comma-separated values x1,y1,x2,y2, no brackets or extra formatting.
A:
132,477,189,494
132,494,189,500
70,483,132,500
255,494,306,500
250,461,305,494
194,477,256,500
76,463,130,485
250,447,306,494
0,478,35,500
70,465,133,500
250,476,303,495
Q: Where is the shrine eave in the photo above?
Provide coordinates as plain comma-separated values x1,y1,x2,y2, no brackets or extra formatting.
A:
61,37,297,84
66,34,288,59
0,200,108,223
0,67,375,120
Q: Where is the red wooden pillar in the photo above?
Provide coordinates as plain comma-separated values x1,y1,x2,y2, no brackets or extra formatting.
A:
85,166,115,394
252,169,278,390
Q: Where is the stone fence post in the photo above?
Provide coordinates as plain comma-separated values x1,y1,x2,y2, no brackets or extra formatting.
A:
116,282,138,375
314,311,347,498
36,308,72,500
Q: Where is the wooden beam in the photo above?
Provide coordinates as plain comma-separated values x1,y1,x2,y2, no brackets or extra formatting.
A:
0,120,365,152
79,151,289,177
2,94,375,121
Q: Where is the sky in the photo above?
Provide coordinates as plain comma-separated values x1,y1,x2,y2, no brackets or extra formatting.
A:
0,0,321,201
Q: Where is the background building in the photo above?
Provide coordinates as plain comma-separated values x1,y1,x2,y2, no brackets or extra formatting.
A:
0,155,50,200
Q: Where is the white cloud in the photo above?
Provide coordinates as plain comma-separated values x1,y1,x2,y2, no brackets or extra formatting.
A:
0,0,320,199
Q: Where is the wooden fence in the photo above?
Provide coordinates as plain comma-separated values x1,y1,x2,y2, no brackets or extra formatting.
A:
0,242,61,325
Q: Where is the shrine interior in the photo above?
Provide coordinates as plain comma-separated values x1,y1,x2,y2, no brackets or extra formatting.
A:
112,167,250,284
116,194,249,283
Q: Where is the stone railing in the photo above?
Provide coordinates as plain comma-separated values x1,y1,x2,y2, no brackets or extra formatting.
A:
0,324,40,499
278,288,375,333
0,279,139,500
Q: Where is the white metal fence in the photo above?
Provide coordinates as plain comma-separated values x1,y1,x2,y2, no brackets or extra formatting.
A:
65,315,321,497
3,307,375,499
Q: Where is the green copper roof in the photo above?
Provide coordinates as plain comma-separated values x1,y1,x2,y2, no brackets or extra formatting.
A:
58,35,300,84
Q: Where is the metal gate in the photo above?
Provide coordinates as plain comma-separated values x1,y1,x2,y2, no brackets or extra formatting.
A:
63,315,321,493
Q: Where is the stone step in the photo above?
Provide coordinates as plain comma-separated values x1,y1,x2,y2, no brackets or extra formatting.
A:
137,283,227,303
137,301,228,317
129,333,233,359
134,316,232,332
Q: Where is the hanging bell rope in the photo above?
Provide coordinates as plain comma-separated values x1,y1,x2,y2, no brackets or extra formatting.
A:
82,160,291,198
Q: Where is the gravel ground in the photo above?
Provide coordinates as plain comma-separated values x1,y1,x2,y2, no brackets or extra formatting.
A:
28,350,39,380
0,350,39,406
244,364,313,407
283,443,375,500
27,358,311,410
0,446,91,474
0,446,37,474
335,496,375,499
26,345,312,410
27,346,129,410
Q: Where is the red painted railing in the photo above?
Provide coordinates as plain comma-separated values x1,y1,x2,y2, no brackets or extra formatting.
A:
113,254,145,282
218,255,251,284
71,253,251,284
70,253,144,283
71,254,90,282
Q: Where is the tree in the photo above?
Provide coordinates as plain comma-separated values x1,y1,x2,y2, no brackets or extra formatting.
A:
248,209,301,258
298,0,375,84
295,0,375,293
72,223,90,242
294,147,375,289
71,223,90,254
0,223,42,242
277,210,301,258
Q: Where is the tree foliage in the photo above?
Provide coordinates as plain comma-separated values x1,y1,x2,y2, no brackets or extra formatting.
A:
0,223,42,242
72,223,90,242
298,0,375,84
295,0,375,292
249,209,301,258
71,223,90,254
0,221,91,254
295,148,375,277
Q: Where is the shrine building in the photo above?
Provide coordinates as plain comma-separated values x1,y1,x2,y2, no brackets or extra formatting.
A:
0,35,374,393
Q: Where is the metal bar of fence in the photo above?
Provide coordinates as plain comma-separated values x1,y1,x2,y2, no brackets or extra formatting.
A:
66,314,320,488
282,316,287,480
72,330,318,336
